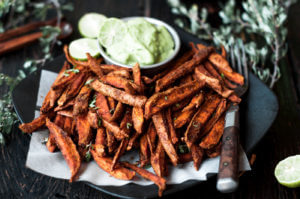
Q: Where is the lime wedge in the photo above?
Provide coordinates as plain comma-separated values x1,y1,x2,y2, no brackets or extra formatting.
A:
98,18,127,48
78,13,107,38
69,38,100,61
275,155,300,188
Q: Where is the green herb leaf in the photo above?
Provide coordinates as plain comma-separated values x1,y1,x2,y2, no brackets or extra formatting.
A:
85,78,94,85
85,150,91,162
178,144,189,154
126,122,132,129
164,96,168,100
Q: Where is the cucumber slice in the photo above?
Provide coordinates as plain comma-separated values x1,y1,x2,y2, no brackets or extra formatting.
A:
78,13,107,38
69,38,100,61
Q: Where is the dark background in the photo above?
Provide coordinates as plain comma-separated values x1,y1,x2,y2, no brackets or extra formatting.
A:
1,0,300,198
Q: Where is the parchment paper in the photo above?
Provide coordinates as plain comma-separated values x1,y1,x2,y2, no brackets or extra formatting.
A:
26,70,251,186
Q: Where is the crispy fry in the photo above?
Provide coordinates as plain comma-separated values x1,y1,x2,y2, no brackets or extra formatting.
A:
178,152,193,164
141,75,153,84
190,144,204,170
95,127,106,157
95,93,112,121
152,113,178,166
206,141,221,158
90,79,147,107
133,63,144,94
200,115,225,149
221,45,227,58
19,114,46,133
174,109,196,129
179,74,193,85
46,114,65,152
201,99,227,136
145,80,205,119
91,150,136,180
57,109,73,118
139,133,150,167
127,132,139,151
184,94,221,148
87,110,98,129
110,102,125,122
147,122,157,154
64,116,74,136
182,92,204,112
165,108,178,144
107,97,116,110
122,162,166,197
73,85,92,116
102,119,129,140
155,46,213,92
120,108,133,133
87,53,104,78
111,139,129,171
171,98,190,112
132,107,144,134
151,141,167,177
106,129,116,154
107,70,131,79
100,64,131,74
54,98,75,112
100,75,136,94
76,113,92,146
46,118,81,182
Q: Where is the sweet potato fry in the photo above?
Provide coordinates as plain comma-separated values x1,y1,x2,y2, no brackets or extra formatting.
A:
46,114,65,152
100,75,136,94
174,109,196,129
95,127,106,157
102,119,129,140
90,79,147,108
201,99,227,136
106,129,116,154
141,75,154,84
107,97,116,110
73,85,92,116
206,141,222,158
155,46,213,92
87,110,98,129
107,70,131,79
145,80,205,119
91,150,135,180
184,94,221,148
57,72,88,106
190,144,204,170
63,116,74,136
178,152,193,164
179,74,193,85
76,113,92,146
127,132,139,151
139,133,150,167
40,90,53,114
151,141,167,177
111,139,129,171
132,63,144,94
45,118,81,182
120,108,133,134
57,109,73,118
54,99,74,112
110,102,125,122
86,53,104,78
132,107,144,134
165,108,178,144
221,45,227,58
200,115,225,149
171,98,190,112
19,114,46,133
100,64,131,74
182,92,204,112
152,113,178,166
147,122,157,154
95,92,112,121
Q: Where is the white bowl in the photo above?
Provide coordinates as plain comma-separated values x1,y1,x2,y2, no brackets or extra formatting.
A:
97,16,181,75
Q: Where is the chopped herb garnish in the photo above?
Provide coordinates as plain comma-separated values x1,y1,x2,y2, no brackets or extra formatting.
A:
192,121,199,128
64,68,80,77
220,73,225,78
89,95,97,108
63,72,70,77
41,137,48,144
130,80,134,83
85,78,94,85
110,108,115,114
176,103,180,107
143,164,152,169
126,122,132,129
85,150,91,162
173,117,177,121
98,118,102,127
178,144,189,154
164,96,168,100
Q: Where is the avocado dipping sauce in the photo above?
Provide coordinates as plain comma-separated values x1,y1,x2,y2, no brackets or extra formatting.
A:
104,18,175,66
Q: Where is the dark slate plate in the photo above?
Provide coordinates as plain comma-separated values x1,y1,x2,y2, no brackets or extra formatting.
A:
12,28,278,199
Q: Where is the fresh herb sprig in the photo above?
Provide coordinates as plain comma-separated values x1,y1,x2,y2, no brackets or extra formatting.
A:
168,0,296,88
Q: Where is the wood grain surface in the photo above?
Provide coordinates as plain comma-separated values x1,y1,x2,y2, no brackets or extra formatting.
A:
1,0,300,198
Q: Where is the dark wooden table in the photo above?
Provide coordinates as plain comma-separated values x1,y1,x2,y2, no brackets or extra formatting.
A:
1,0,300,198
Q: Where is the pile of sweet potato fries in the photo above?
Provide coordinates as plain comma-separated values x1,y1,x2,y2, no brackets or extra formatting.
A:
19,43,244,197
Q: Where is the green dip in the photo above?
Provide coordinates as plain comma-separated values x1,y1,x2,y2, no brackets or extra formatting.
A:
104,18,174,66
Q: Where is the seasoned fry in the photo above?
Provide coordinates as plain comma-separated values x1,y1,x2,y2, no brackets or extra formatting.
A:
111,139,129,171
19,114,46,133
73,85,92,116
87,110,98,129
221,45,227,58
152,113,178,166
178,152,193,164
184,94,221,148
45,118,81,182
100,64,131,74
200,115,225,149
132,107,144,134
110,102,125,122
54,98,75,112
57,109,73,118
95,127,106,157
122,162,166,197
145,80,205,119
127,132,139,151
90,79,147,107
180,74,193,85
76,113,92,146
171,98,190,112
100,75,136,94
102,119,129,140
132,63,144,94
46,114,65,152
91,150,136,180
139,133,150,167
190,144,204,170
165,108,178,144
106,129,116,154
86,53,104,78
155,46,213,92
206,141,222,158
64,116,74,136
174,109,196,129
107,97,116,110
182,92,204,112
107,70,131,79
95,93,112,121
151,141,167,177
147,122,157,154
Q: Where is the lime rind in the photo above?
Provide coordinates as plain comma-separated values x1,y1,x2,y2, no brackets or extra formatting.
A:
275,155,300,188
69,38,100,61
78,13,107,38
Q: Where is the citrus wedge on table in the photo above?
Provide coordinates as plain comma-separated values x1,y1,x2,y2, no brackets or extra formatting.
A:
98,18,128,48
274,155,300,188
69,38,100,60
78,13,107,38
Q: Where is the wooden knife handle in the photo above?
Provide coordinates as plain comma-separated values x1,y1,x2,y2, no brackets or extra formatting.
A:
217,104,239,193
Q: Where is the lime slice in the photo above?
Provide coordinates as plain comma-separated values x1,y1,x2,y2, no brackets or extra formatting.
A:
69,38,100,61
78,13,107,38
274,155,300,188
98,18,127,48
